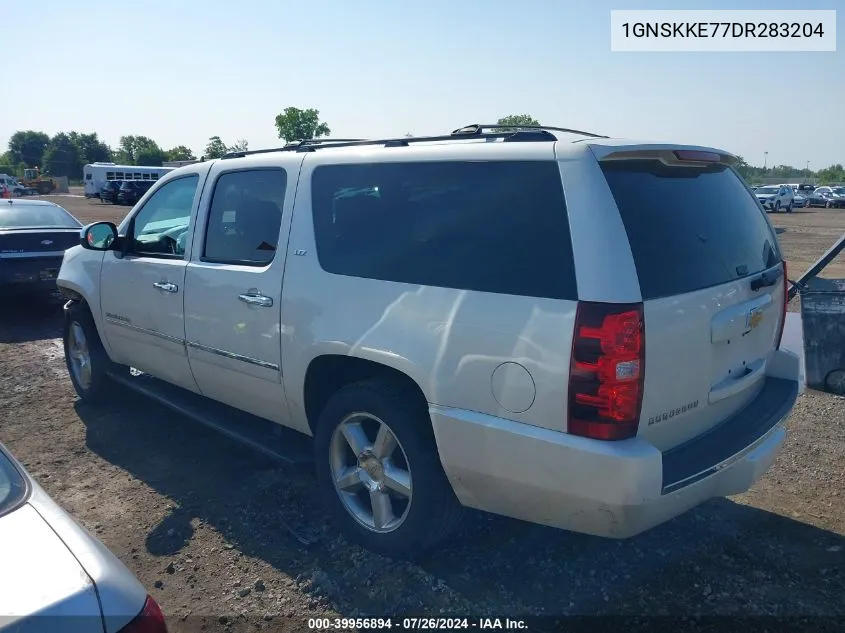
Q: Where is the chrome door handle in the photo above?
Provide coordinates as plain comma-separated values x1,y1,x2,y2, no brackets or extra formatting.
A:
238,293,273,307
153,281,178,293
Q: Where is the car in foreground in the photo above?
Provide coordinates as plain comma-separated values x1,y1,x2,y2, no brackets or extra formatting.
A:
0,440,167,632
100,180,124,204
117,181,154,206
57,125,801,558
754,184,794,212
1,199,84,300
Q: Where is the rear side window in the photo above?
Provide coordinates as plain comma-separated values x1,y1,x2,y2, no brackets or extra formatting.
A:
311,161,577,300
601,161,781,300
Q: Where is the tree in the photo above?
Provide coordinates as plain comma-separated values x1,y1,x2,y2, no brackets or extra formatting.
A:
166,145,196,161
7,130,50,167
68,132,111,165
228,139,248,153
204,136,229,159
494,114,540,131
274,107,330,142
136,145,167,166
42,133,82,177
115,135,165,165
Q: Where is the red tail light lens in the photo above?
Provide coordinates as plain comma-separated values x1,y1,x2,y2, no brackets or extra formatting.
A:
568,302,645,440
119,595,168,633
776,261,788,349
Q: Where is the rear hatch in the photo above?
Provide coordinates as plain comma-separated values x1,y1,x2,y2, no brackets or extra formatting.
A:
595,147,787,452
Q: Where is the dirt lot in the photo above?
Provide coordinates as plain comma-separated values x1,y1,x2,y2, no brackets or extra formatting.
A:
0,193,843,632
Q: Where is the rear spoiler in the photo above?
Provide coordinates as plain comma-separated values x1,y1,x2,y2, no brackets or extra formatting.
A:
590,145,737,166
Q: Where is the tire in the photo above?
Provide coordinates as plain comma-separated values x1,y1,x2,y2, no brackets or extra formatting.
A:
825,370,845,396
313,379,463,559
826,201,833,209
787,203,794,213
774,202,781,213
63,301,128,403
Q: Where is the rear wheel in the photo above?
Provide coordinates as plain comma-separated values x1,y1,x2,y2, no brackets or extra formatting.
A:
313,379,463,559
774,201,781,213
63,302,127,403
826,201,833,209
825,370,845,396
787,202,794,213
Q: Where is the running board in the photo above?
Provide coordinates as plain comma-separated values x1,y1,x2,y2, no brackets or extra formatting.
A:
108,371,314,466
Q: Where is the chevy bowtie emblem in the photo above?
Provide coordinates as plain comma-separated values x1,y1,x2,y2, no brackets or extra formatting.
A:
40,239,53,246
747,307,764,330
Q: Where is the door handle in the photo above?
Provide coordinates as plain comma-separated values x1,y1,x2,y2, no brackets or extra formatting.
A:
239,293,273,307
153,281,178,293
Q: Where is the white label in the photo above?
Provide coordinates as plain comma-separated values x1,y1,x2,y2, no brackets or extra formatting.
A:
610,10,836,52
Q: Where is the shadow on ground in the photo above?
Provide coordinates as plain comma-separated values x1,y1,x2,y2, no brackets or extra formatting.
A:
0,297,64,343
73,394,845,618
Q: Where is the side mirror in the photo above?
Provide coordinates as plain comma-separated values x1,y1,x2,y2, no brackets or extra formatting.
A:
81,221,118,250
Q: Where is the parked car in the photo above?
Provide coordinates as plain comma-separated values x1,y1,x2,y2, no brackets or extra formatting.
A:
806,189,845,209
100,180,124,204
0,175,27,197
793,193,807,208
754,184,794,212
1,199,83,299
0,440,167,633
117,180,154,206
57,128,801,558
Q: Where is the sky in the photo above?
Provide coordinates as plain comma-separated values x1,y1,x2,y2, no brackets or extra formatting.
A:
2,0,842,169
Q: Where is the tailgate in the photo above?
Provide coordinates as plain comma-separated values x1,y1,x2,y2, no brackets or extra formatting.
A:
596,146,787,452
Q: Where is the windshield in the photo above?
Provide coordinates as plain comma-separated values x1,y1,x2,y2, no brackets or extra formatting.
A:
0,445,27,518
756,187,779,194
0,204,81,230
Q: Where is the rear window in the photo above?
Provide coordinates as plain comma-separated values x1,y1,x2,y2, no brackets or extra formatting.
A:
311,161,577,300
601,160,781,300
0,204,81,229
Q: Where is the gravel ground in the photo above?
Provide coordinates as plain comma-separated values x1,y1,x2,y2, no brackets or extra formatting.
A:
0,194,842,632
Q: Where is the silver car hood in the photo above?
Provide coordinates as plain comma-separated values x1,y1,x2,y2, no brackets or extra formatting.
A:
0,503,101,632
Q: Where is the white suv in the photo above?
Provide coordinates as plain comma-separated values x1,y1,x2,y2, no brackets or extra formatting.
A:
754,184,795,213
56,125,802,558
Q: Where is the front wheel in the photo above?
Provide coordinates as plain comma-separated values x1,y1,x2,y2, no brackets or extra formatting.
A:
314,379,463,559
787,203,794,213
63,302,127,403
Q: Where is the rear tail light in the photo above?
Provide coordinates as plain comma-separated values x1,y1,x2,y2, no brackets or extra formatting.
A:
673,150,722,163
118,595,168,633
568,302,645,441
776,261,788,349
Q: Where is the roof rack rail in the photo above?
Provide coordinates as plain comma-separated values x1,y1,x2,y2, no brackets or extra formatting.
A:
222,138,368,159
219,123,608,159
450,123,608,139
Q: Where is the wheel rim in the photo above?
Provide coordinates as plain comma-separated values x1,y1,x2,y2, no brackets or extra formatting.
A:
67,321,92,390
329,412,413,533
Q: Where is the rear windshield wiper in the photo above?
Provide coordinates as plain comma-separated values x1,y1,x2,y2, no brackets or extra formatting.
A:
750,266,783,292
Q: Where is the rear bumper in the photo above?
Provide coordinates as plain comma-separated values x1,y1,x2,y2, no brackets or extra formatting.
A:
431,350,800,538
0,257,63,294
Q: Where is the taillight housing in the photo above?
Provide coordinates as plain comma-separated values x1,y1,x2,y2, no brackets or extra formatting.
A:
568,302,645,441
118,595,168,633
776,260,788,349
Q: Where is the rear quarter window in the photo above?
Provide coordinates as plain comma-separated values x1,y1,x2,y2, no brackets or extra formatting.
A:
601,160,781,300
311,160,577,301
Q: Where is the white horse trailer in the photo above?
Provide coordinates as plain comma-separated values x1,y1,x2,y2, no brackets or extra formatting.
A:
83,163,175,198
